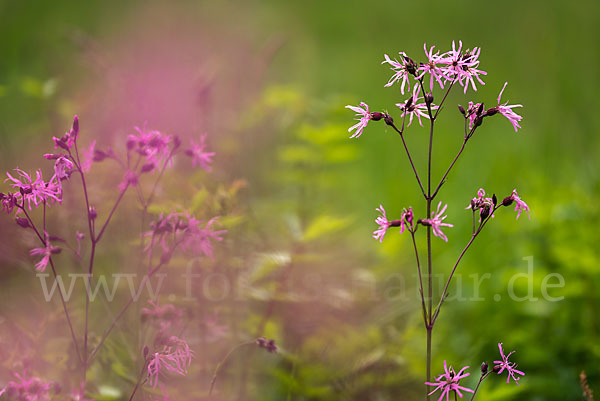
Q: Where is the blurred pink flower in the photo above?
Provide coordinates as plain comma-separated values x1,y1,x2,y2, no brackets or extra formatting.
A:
52,115,79,150
142,300,183,331
182,216,227,259
382,52,413,93
421,202,453,242
5,169,62,210
128,124,173,168
54,156,74,181
345,102,373,138
80,140,96,173
466,188,495,220
184,135,215,171
147,336,193,388
0,372,56,401
425,361,474,401
29,236,61,272
396,86,438,127
494,343,525,385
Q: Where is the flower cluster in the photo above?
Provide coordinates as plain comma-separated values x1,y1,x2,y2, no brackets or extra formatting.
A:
145,213,227,261
0,373,57,401
346,41,523,140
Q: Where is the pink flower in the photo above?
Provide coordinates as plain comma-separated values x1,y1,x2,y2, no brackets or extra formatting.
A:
0,192,18,214
418,44,449,91
128,124,173,167
440,41,487,93
184,135,215,171
396,86,438,127
80,140,96,173
0,372,56,401
382,52,415,93
30,236,61,272
425,361,474,401
504,189,530,219
466,188,495,220
147,336,193,388
54,156,74,180
142,300,183,331
345,102,373,138
494,82,523,132
494,343,525,385
373,205,408,242
5,169,62,210
182,217,227,259
421,202,453,242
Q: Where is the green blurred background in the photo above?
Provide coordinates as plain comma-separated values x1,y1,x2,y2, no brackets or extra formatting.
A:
0,0,598,400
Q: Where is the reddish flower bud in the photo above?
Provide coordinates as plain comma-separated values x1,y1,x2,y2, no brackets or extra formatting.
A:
502,196,514,207
458,104,466,115
88,206,97,221
15,217,31,228
141,163,155,173
370,112,384,121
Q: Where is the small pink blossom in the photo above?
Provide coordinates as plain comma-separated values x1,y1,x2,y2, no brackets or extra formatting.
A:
425,361,474,401
80,140,96,173
147,336,193,388
54,156,74,180
396,86,438,127
421,202,453,242
0,192,18,214
184,135,215,171
418,44,449,91
128,124,173,167
494,82,523,132
345,102,373,138
505,189,530,219
382,52,415,93
440,41,487,93
142,300,183,331
466,188,495,220
30,236,61,272
373,204,391,242
5,169,62,210
494,343,525,385
182,217,227,259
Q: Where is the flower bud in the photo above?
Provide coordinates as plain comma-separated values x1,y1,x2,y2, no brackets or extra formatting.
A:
458,104,466,115
502,196,514,207
71,115,80,139
172,135,182,149
15,217,31,228
481,362,488,375
383,114,394,126
474,115,484,128
492,194,497,206
486,107,499,116
477,102,485,116
43,153,62,160
425,93,434,105
88,206,97,221
143,345,150,359
370,112,384,121
390,219,402,227
50,246,62,255
93,149,108,162
404,56,417,76
480,205,490,220
141,163,155,174
492,364,502,373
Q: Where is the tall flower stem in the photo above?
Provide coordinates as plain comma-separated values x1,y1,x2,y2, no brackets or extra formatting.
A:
469,372,490,401
20,204,82,363
388,118,426,198
127,361,149,401
208,341,255,396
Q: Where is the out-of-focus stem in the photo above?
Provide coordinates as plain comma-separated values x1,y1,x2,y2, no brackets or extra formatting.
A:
209,342,255,396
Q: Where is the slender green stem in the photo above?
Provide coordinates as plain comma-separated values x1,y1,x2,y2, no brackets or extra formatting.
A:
209,342,255,396
469,372,490,401
388,118,426,198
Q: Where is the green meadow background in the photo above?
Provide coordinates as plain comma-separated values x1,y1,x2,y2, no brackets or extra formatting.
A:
0,0,598,400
